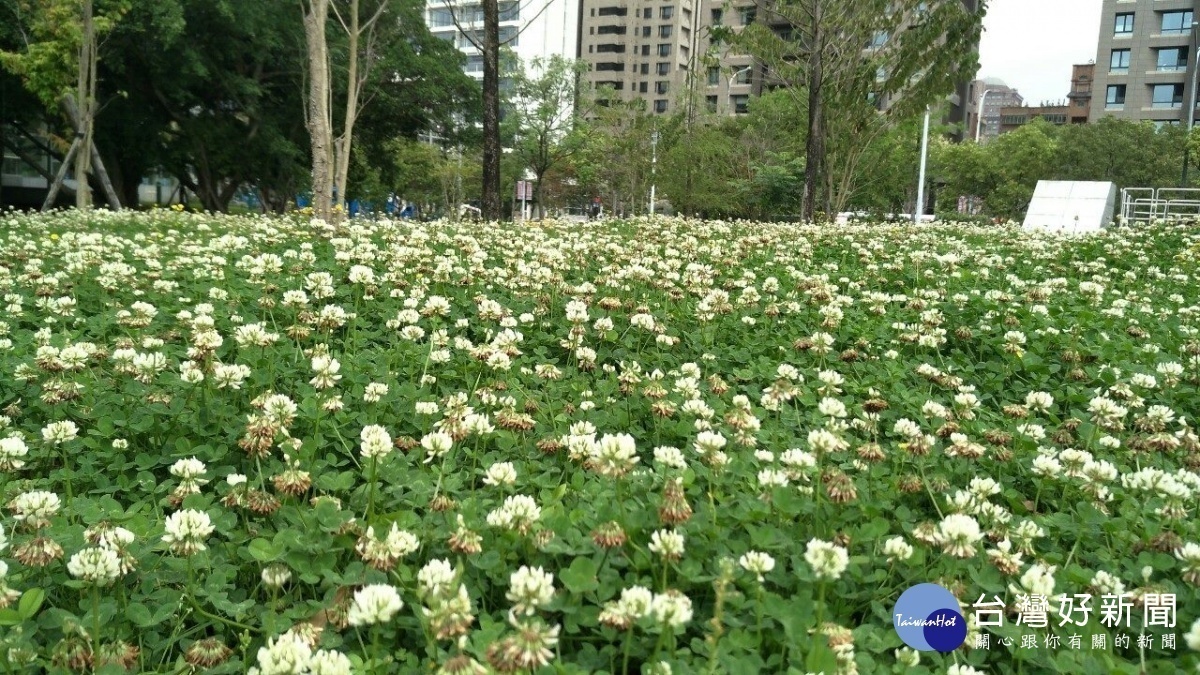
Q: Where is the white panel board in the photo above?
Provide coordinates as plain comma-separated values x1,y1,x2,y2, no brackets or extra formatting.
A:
1022,181,1116,234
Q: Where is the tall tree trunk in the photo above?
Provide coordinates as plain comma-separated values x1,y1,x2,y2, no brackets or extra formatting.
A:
304,0,334,222
481,0,501,221
802,1,824,223
333,0,362,218
75,0,96,210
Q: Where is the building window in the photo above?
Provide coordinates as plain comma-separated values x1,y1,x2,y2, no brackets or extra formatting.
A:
429,8,454,27
498,1,519,21
656,62,670,75
706,95,718,112
465,55,483,73
642,25,651,37
707,66,720,86
640,63,649,74
1110,48,1130,73
733,67,751,85
658,44,671,56
1152,83,1184,108
654,100,668,113
597,25,627,35
1105,84,1126,107
661,6,674,19
596,44,626,53
656,81,669,94
1114,13,1134,35
731,94,749,114
1157,47,1188,72
595,62,625,72
597,6,627,17
869,31,888,48
641,45,650,56
711,8,722,25
1154,120,1181,130
659,25,672,38
639,82,648,93
1162,10,1193,34
739,6,756,25
644,8,652,18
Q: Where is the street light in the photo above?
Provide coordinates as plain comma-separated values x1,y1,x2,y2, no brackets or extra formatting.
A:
975,88,995,143
915,105,931,224
729,66,753,114
649,129,659,215
1183,21,1199,186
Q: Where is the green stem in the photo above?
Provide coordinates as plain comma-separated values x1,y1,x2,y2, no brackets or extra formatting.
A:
621,626,634,675
91,587,101,673
367,455,378,522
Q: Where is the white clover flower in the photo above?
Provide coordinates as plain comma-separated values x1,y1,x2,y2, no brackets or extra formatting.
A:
261,564,292,588
1011,563,1057,598
883,536,914,562
738,551,776,581
1025,391,1054,412
0,522,6,553
347,584,403,626
895,647,920,667
591,433,639,477
804,539,849,580
649,529,686,560
418,558,458,598
363,382,389,403
163,509,215,555
67,546,121,585
359,425,393,459
415,401,440,415
486,495,541,533
41,420,79,445
934,513,983,558
508,565,556,615
651,445,687,472
0,436,29,471
254,632,313,674
693,430,727,455
309,650,353,675
650,590,693,628
483,462,518,487
817,397,847,418
9,490,61,527
421,431,454,463
170,457,207,481
1185,618,1200,651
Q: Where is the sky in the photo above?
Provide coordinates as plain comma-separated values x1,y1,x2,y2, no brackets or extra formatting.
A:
978,0,1102,105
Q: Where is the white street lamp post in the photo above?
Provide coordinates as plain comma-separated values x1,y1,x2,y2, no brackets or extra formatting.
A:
649,130,659,215
915,105,931,224
975,89,995,143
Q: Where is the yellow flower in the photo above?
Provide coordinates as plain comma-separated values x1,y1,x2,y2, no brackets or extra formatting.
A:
49,233,59,241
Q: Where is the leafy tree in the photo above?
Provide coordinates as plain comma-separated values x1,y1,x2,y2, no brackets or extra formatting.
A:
572,95,654,217
734,0,983,220
504,55,590,219
1,0,129,208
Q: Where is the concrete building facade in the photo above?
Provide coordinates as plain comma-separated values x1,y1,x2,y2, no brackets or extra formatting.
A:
965,78,1024,142
576,0,706,114
425,0,581,82
1090,0,1199,126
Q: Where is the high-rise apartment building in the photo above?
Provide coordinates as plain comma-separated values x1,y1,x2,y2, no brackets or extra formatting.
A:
577,0,707,114
425,0,580,81
1091,0,1198,126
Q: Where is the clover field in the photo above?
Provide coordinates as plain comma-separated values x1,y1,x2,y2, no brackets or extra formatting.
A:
0,211,1199,675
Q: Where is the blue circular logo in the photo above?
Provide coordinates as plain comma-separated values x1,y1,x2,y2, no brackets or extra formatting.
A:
893,583,967,652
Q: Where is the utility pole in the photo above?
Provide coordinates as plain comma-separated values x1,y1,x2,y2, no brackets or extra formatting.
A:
975,89,995,143
649,129,659,215
914,105,931,224
1184,21,1199,186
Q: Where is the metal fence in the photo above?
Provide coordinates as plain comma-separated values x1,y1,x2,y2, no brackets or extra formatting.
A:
1120,187,1200,224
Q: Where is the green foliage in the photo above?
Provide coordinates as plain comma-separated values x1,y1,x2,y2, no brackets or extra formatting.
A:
934,118,1190,220
0,0,129,108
